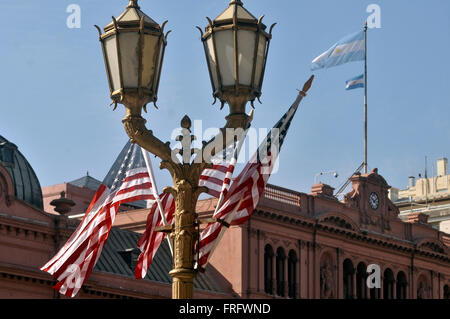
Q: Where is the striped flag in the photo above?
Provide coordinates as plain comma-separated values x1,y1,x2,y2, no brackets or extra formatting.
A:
196,81,311,268
311,30,365,71
345,74,364,90
134,192,175,279
40,141,156,297
198,130,247,199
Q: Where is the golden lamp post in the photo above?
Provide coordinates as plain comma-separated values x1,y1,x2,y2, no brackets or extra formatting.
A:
95,0,275,299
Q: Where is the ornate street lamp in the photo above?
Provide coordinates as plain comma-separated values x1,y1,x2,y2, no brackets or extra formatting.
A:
95,0,169,111
197,0,276,112
96,0,274,299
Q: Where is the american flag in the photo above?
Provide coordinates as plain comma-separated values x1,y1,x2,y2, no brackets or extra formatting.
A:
40,141,156,297
134,192,175,279
196,90,307,268
198,135,244,199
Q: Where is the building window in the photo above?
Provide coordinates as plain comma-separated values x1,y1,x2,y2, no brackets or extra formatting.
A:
356,262,368,299
276,247,286,297
264,245,274,295
343,259,355,299
383,268,395,299
396,271,407,299
288,250,297,299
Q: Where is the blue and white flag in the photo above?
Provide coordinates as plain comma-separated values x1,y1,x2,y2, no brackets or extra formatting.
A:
311,31,365,71
345,74,364,90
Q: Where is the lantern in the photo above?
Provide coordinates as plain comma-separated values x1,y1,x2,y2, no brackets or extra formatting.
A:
198,0,276,109
95,0,169,109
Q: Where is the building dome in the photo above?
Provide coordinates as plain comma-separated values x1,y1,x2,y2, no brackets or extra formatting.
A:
0,135,43,210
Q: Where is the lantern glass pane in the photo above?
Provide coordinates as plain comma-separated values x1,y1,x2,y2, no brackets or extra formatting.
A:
154,40,164,92
119,32,140,88
104,35,121,91
141,34,159,89
205,36,219,91
253,34,267,89
215,30,235,86
237,30,256,86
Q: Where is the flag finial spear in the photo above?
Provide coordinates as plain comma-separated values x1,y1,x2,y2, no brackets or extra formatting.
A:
297,75,314,96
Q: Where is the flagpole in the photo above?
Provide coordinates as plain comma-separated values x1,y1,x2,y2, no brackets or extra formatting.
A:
141,147,174,256
364,22,368,174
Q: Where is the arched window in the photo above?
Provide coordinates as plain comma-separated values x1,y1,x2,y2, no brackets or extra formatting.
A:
343,259,355,299
356,262,368,299
264,245,274,294
396,271,407,299
383,268,395,299
444,285,450,299
288,250,297,299
276,247,286,297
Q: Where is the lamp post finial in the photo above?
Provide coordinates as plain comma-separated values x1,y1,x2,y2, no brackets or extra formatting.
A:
127,0,140,9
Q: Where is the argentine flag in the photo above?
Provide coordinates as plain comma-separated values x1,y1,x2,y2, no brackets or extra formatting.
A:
311,31,365,71
345,74,364,90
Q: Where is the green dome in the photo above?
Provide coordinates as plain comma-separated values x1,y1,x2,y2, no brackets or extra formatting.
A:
0,135,43,210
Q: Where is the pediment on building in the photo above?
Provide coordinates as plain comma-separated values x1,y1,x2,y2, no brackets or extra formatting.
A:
343,168,400,223
386,198,400,219
317,212,360,233
416,238,449,255
342,187,360,210
366,168,389,188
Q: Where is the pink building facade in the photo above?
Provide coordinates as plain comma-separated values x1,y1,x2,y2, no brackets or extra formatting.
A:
1,133,450,299
105,169,450,299
207,170,450,299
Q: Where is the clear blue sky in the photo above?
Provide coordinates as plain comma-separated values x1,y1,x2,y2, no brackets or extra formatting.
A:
0,0,449,196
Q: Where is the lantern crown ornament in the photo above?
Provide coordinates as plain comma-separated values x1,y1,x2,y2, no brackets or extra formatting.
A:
197,0,276,110
95,0,170,111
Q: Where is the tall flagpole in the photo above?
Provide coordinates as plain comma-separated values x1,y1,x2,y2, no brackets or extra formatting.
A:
364,22,368,174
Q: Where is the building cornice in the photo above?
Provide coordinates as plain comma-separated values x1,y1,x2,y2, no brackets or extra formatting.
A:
253,207,450,264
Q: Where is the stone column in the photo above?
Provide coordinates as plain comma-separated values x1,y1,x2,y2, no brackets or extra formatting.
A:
393,279,397,299
284,253,289,298
257,231,263,293
337,249,343,299
298,240,302,299
272,249,276,296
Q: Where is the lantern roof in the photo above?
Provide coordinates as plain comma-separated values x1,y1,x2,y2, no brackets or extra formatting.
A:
214,0,258,24
104,0,159,32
